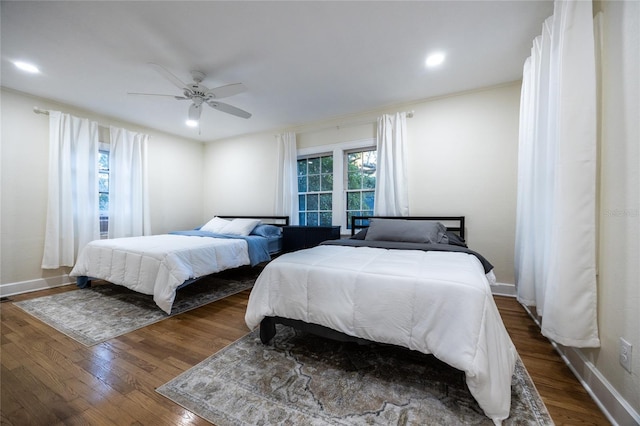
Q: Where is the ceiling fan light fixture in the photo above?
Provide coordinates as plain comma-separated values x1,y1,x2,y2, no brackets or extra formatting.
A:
13,60,40,74
425,52,446,68
188,102,202,121
186,119,199,128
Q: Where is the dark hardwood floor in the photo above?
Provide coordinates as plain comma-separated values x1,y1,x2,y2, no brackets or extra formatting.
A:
1,282,610,425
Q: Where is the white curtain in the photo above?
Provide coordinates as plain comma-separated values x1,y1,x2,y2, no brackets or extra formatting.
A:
515,0,600,348
42,111,100,268
108,126,151,238
374,112,409,216
275,132,299,225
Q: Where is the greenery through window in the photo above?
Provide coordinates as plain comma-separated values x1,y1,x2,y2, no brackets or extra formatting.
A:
98,149,109,238
297,155,333,226
346,149,376,229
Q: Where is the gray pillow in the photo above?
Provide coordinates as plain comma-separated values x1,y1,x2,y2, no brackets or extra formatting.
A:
351,228,368,240
364,219,446,244
445,231,467,247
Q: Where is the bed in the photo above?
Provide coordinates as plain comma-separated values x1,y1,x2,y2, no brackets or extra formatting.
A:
245,216,517,424
70,215,288,314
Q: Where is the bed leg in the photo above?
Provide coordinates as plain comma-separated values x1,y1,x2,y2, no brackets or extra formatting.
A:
76,276,91,289
260,317,276,344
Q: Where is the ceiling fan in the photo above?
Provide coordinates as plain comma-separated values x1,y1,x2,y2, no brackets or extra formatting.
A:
128,63,251,124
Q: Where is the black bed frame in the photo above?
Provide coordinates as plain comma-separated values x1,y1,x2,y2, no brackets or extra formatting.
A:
350,215,465,239
260,215,465,344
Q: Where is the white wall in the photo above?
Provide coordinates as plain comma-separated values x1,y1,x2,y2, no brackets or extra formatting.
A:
205,82,521,284
406,86,519,284
591,0,640,417
203,132,280,219
0,88,205,291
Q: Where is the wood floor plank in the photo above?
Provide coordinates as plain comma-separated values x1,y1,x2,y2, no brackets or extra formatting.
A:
1,282,610,425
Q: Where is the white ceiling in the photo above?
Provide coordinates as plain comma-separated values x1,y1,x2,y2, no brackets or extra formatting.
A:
1,1,552,142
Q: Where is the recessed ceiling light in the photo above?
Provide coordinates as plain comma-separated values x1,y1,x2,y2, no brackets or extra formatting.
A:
186,119,199,128
425,52,446,68
13,61,40,74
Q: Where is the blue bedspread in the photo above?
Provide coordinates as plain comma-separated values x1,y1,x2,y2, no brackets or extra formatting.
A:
169,230,271,266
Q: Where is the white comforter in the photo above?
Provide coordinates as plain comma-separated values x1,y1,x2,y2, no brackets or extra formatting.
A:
70,234,250,314
245,245,517,424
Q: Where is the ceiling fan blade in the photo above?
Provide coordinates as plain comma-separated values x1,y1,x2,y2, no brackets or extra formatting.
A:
206,100,252,119
205,83,247,99
148,63,191,92
127,92,188,100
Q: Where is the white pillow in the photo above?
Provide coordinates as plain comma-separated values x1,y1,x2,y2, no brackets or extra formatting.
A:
221,218,261,236
200,216,231,233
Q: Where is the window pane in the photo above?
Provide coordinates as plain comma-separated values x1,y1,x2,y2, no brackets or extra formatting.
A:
307,194,319,210
319,193,332,210
363,191,375,210
99,151,109,170
99,173,109,192
299,212,306,226
298,176,307,192
363,151,376,172
319,212,332,226
297,159,307,176
298,194,306,211
307,157,320,174
347,152,361,172
347,172,362,190
321,173,333,191
308,175,320,192
321,156,333,174
363,172,376,189
99,193,109,213
306,212,319,226
347,192,361,210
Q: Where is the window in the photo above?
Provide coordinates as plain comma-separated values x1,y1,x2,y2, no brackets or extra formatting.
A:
98,146,109,238
345,149,376,229
297,155,333,226
297,139,377,231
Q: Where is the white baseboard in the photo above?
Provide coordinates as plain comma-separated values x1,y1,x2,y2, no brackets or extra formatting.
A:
491,282,516,297
0,275,73,298
521,305,640,426
554,344,640,426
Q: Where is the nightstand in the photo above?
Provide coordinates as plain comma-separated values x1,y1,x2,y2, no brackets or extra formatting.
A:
282,226,341,252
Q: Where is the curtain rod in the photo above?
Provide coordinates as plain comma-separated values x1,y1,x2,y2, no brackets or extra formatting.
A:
33,106,113,132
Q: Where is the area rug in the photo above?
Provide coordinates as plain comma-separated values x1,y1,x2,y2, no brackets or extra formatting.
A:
157,325,554,425
14,269,257,346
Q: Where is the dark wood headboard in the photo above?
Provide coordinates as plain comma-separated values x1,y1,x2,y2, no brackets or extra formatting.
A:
350,216,465,239
218,216,289,227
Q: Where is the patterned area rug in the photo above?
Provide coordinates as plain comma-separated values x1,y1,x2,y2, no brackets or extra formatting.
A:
157,325,554,425
14,268,257,346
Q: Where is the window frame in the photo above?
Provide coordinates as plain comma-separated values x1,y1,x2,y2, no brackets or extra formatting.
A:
344,147,377,229
297,138,376,233
297,154,334,227
98,142,110,239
